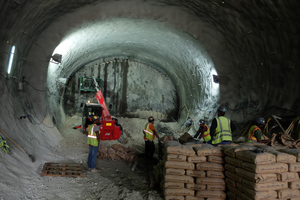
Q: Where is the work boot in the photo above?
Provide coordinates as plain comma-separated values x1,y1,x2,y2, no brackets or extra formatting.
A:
91,168,99,172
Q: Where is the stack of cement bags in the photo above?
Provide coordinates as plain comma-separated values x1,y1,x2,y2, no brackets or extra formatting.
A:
156,141,226,200
222,143,300,200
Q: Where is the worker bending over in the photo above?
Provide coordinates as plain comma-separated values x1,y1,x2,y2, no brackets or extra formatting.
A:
210,105,236,145
143,116,160,160
194,119,211,143
87,117,101,172
246,117,271,144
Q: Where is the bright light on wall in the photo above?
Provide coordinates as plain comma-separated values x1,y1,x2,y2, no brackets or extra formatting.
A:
7,46,15,74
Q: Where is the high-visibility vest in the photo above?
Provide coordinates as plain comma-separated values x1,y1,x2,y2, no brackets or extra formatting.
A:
87,124,99,146
212,116,232,144
144,123,154,141
246,125,261,142
202,125,211,142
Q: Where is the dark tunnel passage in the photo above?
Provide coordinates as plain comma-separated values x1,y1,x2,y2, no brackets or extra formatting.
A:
0,0,299,199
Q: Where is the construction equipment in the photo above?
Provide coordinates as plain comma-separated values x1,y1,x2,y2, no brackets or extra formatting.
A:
81,77,123,141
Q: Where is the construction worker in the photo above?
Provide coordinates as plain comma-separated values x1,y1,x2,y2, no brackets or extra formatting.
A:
194,119,211,143
143,116,160,160
246,117,271,144
210,105,236,145
87,117,101,172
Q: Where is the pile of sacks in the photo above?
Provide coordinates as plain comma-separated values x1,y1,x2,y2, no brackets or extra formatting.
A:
222,142,300,200
97,144,137,163
153,141,226,200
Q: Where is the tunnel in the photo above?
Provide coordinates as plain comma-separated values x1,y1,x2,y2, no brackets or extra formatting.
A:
0,0,299,199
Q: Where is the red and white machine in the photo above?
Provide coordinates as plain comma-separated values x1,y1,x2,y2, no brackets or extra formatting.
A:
82,78,122,141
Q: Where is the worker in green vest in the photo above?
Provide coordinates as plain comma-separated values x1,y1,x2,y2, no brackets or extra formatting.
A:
246,117,271,144
210,105,236,145
87,117,101,172
194,119,211,143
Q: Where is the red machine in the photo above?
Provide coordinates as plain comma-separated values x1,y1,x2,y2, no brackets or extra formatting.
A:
81,78,122,141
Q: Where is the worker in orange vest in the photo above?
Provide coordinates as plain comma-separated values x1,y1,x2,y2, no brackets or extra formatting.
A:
246,117,271,144
143,116,160,160
194,119,211,143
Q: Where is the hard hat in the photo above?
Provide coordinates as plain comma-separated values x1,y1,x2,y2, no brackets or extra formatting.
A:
256,117,265,125
148,116,155,122
198,119,205,125
218,105,227,113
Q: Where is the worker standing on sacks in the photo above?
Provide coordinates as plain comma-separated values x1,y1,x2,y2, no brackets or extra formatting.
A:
210,105,236,145
87,117,101,172
143,116,160,160
194,119,211,144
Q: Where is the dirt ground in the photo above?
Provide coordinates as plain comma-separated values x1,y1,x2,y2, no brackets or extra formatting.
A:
0,114,184,200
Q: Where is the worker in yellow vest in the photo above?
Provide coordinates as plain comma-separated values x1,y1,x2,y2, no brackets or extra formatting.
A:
87,117,101,172
246,117,271,144
210,105,236,145
194,119,211,143
143,116,160,160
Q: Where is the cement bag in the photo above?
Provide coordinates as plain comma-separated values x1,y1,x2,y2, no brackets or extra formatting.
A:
225,177,237,187
277,188,300,199
164,182,185,189
195,190,226,199
206,171,225,179
224,163,237,173
185,183,206,191
289,179,300,189
165,196,184,200
235,150,276,164
289,162,300,172
165,168,185,176
236,182,277,200
267,150,296,163
241,162,288,173
241,179,288,191
224,171,243,183
227,185,240,196
185,196,204,200
164,188,194,196
195,177,225,185
281,133,295,148
277,172,299,182
165,161,194,170
193,145,213,156
235,168,277,183
165,175,194,184
166,145,196,156
207,155,224,164
225,156,243,167
227,191,238,200
206,184,226,191
196,162,224,171
187,155,206,163
167,154,187,162
278,148,300,162
186,169,206,177
224,145,255,157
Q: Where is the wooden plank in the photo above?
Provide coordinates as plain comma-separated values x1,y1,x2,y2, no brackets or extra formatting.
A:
41,163,85,178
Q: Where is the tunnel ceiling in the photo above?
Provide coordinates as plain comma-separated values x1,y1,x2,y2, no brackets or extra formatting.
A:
1,0,299,127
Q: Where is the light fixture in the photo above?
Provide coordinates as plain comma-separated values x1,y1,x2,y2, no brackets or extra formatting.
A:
7,46,15,74
213,75,220,83
51,53,62,64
